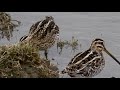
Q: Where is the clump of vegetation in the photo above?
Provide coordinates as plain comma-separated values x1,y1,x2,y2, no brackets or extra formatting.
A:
0,12,21,40
57,40,67,54
0,43,59,78
57,36,81,54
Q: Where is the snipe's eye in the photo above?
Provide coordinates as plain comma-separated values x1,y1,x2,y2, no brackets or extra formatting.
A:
98,42,103,45
94,42,97,44
97,42,101,44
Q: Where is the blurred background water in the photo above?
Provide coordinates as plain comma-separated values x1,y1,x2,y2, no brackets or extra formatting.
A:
0,12,120,78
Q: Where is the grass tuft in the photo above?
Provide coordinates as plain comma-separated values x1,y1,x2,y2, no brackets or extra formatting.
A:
0,43,59,78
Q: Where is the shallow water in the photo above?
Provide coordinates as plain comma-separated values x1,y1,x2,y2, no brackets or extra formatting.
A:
0,12,120,78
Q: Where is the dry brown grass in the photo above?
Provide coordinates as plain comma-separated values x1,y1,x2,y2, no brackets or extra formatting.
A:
0,12,21,40
0,43,59,78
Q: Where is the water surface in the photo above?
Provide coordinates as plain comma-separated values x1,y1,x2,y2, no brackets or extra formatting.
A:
1,12,120,78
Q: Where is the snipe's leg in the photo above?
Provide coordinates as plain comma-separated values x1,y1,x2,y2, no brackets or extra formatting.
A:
44,50,48,60
59,47,63,55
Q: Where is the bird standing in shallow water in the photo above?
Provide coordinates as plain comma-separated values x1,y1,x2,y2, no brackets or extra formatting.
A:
20,16,59,59
62,38,120,78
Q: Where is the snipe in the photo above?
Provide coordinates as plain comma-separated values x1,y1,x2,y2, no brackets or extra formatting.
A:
62,38,120,78
20,16,59,59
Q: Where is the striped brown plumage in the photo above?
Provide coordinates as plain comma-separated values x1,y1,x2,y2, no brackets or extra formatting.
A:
20,16,59,59
62,38,120,78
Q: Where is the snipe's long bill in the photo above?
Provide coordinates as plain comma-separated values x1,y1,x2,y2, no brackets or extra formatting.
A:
104,48,120,65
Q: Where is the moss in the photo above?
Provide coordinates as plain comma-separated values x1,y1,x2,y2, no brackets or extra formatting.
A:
0,43,59,78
